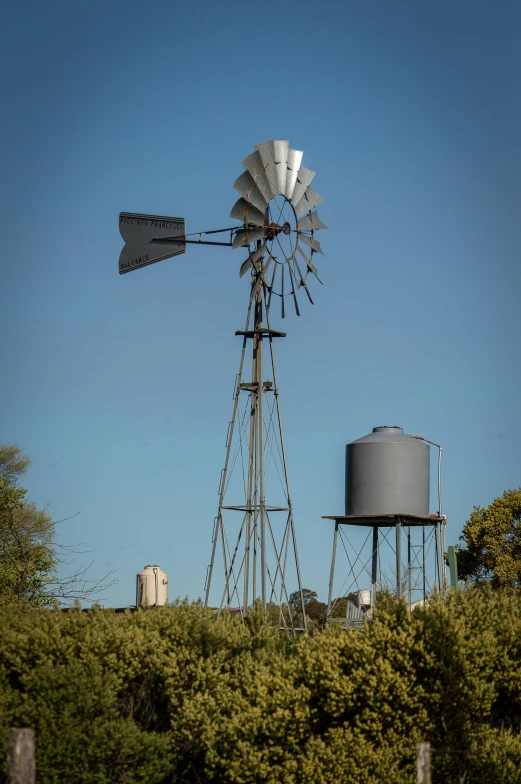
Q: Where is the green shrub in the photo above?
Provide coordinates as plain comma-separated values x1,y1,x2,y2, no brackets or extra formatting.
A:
0,589,520,783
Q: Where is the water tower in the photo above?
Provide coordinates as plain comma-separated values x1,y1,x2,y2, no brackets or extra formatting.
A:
325,426,446,618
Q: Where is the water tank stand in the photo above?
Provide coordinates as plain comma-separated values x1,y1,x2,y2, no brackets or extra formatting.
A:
324,514,445,619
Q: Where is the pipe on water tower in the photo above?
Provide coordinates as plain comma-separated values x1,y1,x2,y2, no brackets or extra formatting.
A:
411,435,446,588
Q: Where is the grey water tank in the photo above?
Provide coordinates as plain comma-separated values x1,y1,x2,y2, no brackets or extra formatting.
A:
345,426,429,517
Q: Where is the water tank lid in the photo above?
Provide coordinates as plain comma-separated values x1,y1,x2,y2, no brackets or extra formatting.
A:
349,426,423,445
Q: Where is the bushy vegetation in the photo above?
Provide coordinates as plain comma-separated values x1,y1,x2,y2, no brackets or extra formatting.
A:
1,587,521,783
457,488,521,589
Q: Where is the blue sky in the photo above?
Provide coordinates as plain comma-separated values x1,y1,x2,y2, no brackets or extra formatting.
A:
1,0,519,607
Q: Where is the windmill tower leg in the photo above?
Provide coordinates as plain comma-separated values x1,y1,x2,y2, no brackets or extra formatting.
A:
265,303,307,626
204,298,254,614
256,297,267,608
204,271,306,629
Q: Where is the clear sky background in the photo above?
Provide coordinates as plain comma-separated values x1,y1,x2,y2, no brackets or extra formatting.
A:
1,0,519,607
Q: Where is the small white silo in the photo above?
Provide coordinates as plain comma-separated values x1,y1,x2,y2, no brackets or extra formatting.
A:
353,589,371,609
136,565,168,607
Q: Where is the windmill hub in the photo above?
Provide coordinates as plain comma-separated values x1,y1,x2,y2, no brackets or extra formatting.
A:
263,219,291,241
264,220,282,241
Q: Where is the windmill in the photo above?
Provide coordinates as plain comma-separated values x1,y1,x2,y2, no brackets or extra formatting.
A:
118,140,327,628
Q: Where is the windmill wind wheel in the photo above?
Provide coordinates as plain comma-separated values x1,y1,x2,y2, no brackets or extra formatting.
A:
230,140,327,317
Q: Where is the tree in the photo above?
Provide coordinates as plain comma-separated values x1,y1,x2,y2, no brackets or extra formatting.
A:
305,599,327,623
0,442,31,485
457,488,521,589
0,478,55,607
287,589,327,624
0,443,116,607
288,588,318,612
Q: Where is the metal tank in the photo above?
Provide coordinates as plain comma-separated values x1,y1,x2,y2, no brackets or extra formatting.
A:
345,426,430,517
136,565,168,607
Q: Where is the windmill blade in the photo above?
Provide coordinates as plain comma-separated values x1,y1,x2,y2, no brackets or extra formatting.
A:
230,198,266,227
297,211,328,231
267,263,277,310
232,227,265,249
233,171,268,214
293,185,324,217
285,148,303,200
298,233,325,256
242,150,275,202
281,264,285,319
289,166,315,208
291,253,314,305
287,263,301,316
239,243,267,277
297,243,320,277
249,257,273,303
254,140,289,196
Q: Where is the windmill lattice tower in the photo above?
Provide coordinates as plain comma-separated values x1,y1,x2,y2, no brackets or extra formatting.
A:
204,140,327,629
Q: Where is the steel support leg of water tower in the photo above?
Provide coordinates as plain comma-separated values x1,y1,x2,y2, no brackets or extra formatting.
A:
435,522,444,593
327,522,339,617
407,525,412,611
371,526,378,610
422,526,426,602
441,521,448,589
396,519,402,601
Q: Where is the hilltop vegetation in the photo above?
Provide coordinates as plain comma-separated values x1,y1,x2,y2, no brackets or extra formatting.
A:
1,587,521,784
